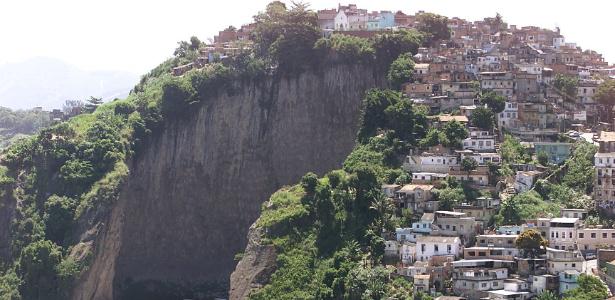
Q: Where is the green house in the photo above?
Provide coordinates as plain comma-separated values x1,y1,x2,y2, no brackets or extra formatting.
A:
534,142,573,164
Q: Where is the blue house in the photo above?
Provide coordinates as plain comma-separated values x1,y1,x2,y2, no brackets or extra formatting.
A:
559,270,580,295
497,225,523,235
534,142,573,164
378,11,395,29
411,212,434,234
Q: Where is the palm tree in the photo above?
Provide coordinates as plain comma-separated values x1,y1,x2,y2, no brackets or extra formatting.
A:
369,191,395,234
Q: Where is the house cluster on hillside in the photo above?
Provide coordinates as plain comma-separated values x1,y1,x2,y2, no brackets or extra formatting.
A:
386,203,615,299
171,4,615,298
336,4,615,299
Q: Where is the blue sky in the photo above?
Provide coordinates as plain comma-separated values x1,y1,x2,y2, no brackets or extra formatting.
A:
1,0,612,75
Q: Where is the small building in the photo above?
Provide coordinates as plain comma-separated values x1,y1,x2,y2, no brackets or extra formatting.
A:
514,170,543,193
381,184,401,198
546,248,586,275
403,153,460,173
560,208,587,219
448,167,490,187
412,172,448,185
558,270,580,295
414,274,431,293
412,213,435,234
464,246,520,261
533,142,573,164
548,218,580,251
530,274,559,295
416,236,462,262
395,184,435,211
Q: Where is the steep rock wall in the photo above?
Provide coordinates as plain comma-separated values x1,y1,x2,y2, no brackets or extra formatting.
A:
73,63,384,299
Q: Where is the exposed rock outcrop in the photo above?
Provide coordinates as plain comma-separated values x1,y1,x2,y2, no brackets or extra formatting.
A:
229,224,277,300
72,64,384,299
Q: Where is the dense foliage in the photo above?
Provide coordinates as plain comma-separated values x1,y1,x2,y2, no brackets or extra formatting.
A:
480,90,506,114
387,52,415,90
553,74,579,103
250,88,430,299
470,106,495,131
562,274,608,300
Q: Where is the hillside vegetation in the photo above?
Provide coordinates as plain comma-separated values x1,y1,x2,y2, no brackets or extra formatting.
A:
0,2,434,299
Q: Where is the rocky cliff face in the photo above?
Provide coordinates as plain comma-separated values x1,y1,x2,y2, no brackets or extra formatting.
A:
72,64,384,299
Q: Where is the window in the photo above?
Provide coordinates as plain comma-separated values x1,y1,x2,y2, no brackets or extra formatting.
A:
604,233,608,238
591,233,596,238
611,233,615,238
579,233,584,238
434,244,439,252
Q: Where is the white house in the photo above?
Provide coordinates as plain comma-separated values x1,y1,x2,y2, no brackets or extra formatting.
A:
404,154,459,173
385,240,399,258
334,10,349,30
412,172,448,184
548,218,580,251
415,235,461,262
498,101,519,128
462,136,496,152
415,63,430,76
400,243,416,265
546,247,586,275
514,170,542,193
460,151,502,165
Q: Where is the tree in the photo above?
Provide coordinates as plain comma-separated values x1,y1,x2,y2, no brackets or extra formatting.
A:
563,274,608,300
173,40,191,57
461,157,478,173
300,172,319,196
369,191,395,234
515,229,548,258
252,1,320,71
535,290,558,300
536,151,549,166
17,240,62,299
443,120,468,149
62,100,85,115
434,187,465,210
384,98,415,141
189,36,202,51
419,128,446,149
470,106,495,131
487,13,507,34
84,96,103,113
416,13,451,45
43,195,76,245
0,269,21,300
553,74,579,104
595,79,615,121
387,52,415,90
498,197,522,225
373,29,422,70
480,90,506,113
357,89,400,143
160,79,195,117
563,142,597,194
